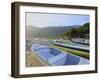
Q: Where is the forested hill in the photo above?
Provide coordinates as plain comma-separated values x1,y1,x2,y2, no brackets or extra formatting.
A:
26,25,80,38
60,23,89,39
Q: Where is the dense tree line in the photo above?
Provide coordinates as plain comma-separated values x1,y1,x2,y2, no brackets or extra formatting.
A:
60,23,89,40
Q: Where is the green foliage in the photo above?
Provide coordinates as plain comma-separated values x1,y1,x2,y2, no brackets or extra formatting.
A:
60,23,90,39
70,28,79,38
78,23,89,38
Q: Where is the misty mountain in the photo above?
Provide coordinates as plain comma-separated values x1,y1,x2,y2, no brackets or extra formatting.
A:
26,25,80,38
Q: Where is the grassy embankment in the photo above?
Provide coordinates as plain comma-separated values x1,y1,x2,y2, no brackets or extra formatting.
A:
49,43,89,59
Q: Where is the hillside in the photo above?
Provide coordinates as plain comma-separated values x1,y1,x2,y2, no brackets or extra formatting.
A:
26,25,80,39
60,23,90,39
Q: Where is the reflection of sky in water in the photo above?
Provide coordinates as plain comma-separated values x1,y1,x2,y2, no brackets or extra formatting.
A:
26,12,90,28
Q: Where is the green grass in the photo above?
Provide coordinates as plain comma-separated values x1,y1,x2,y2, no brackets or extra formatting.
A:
49,43,89,59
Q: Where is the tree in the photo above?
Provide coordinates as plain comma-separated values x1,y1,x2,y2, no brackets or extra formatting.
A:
78,23,89,38
60,23,90,40
70,28,78,38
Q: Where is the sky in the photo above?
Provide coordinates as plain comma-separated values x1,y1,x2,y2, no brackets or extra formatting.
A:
26,12,90,28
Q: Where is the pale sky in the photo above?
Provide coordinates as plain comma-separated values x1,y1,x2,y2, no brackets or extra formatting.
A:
26,12,90,28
